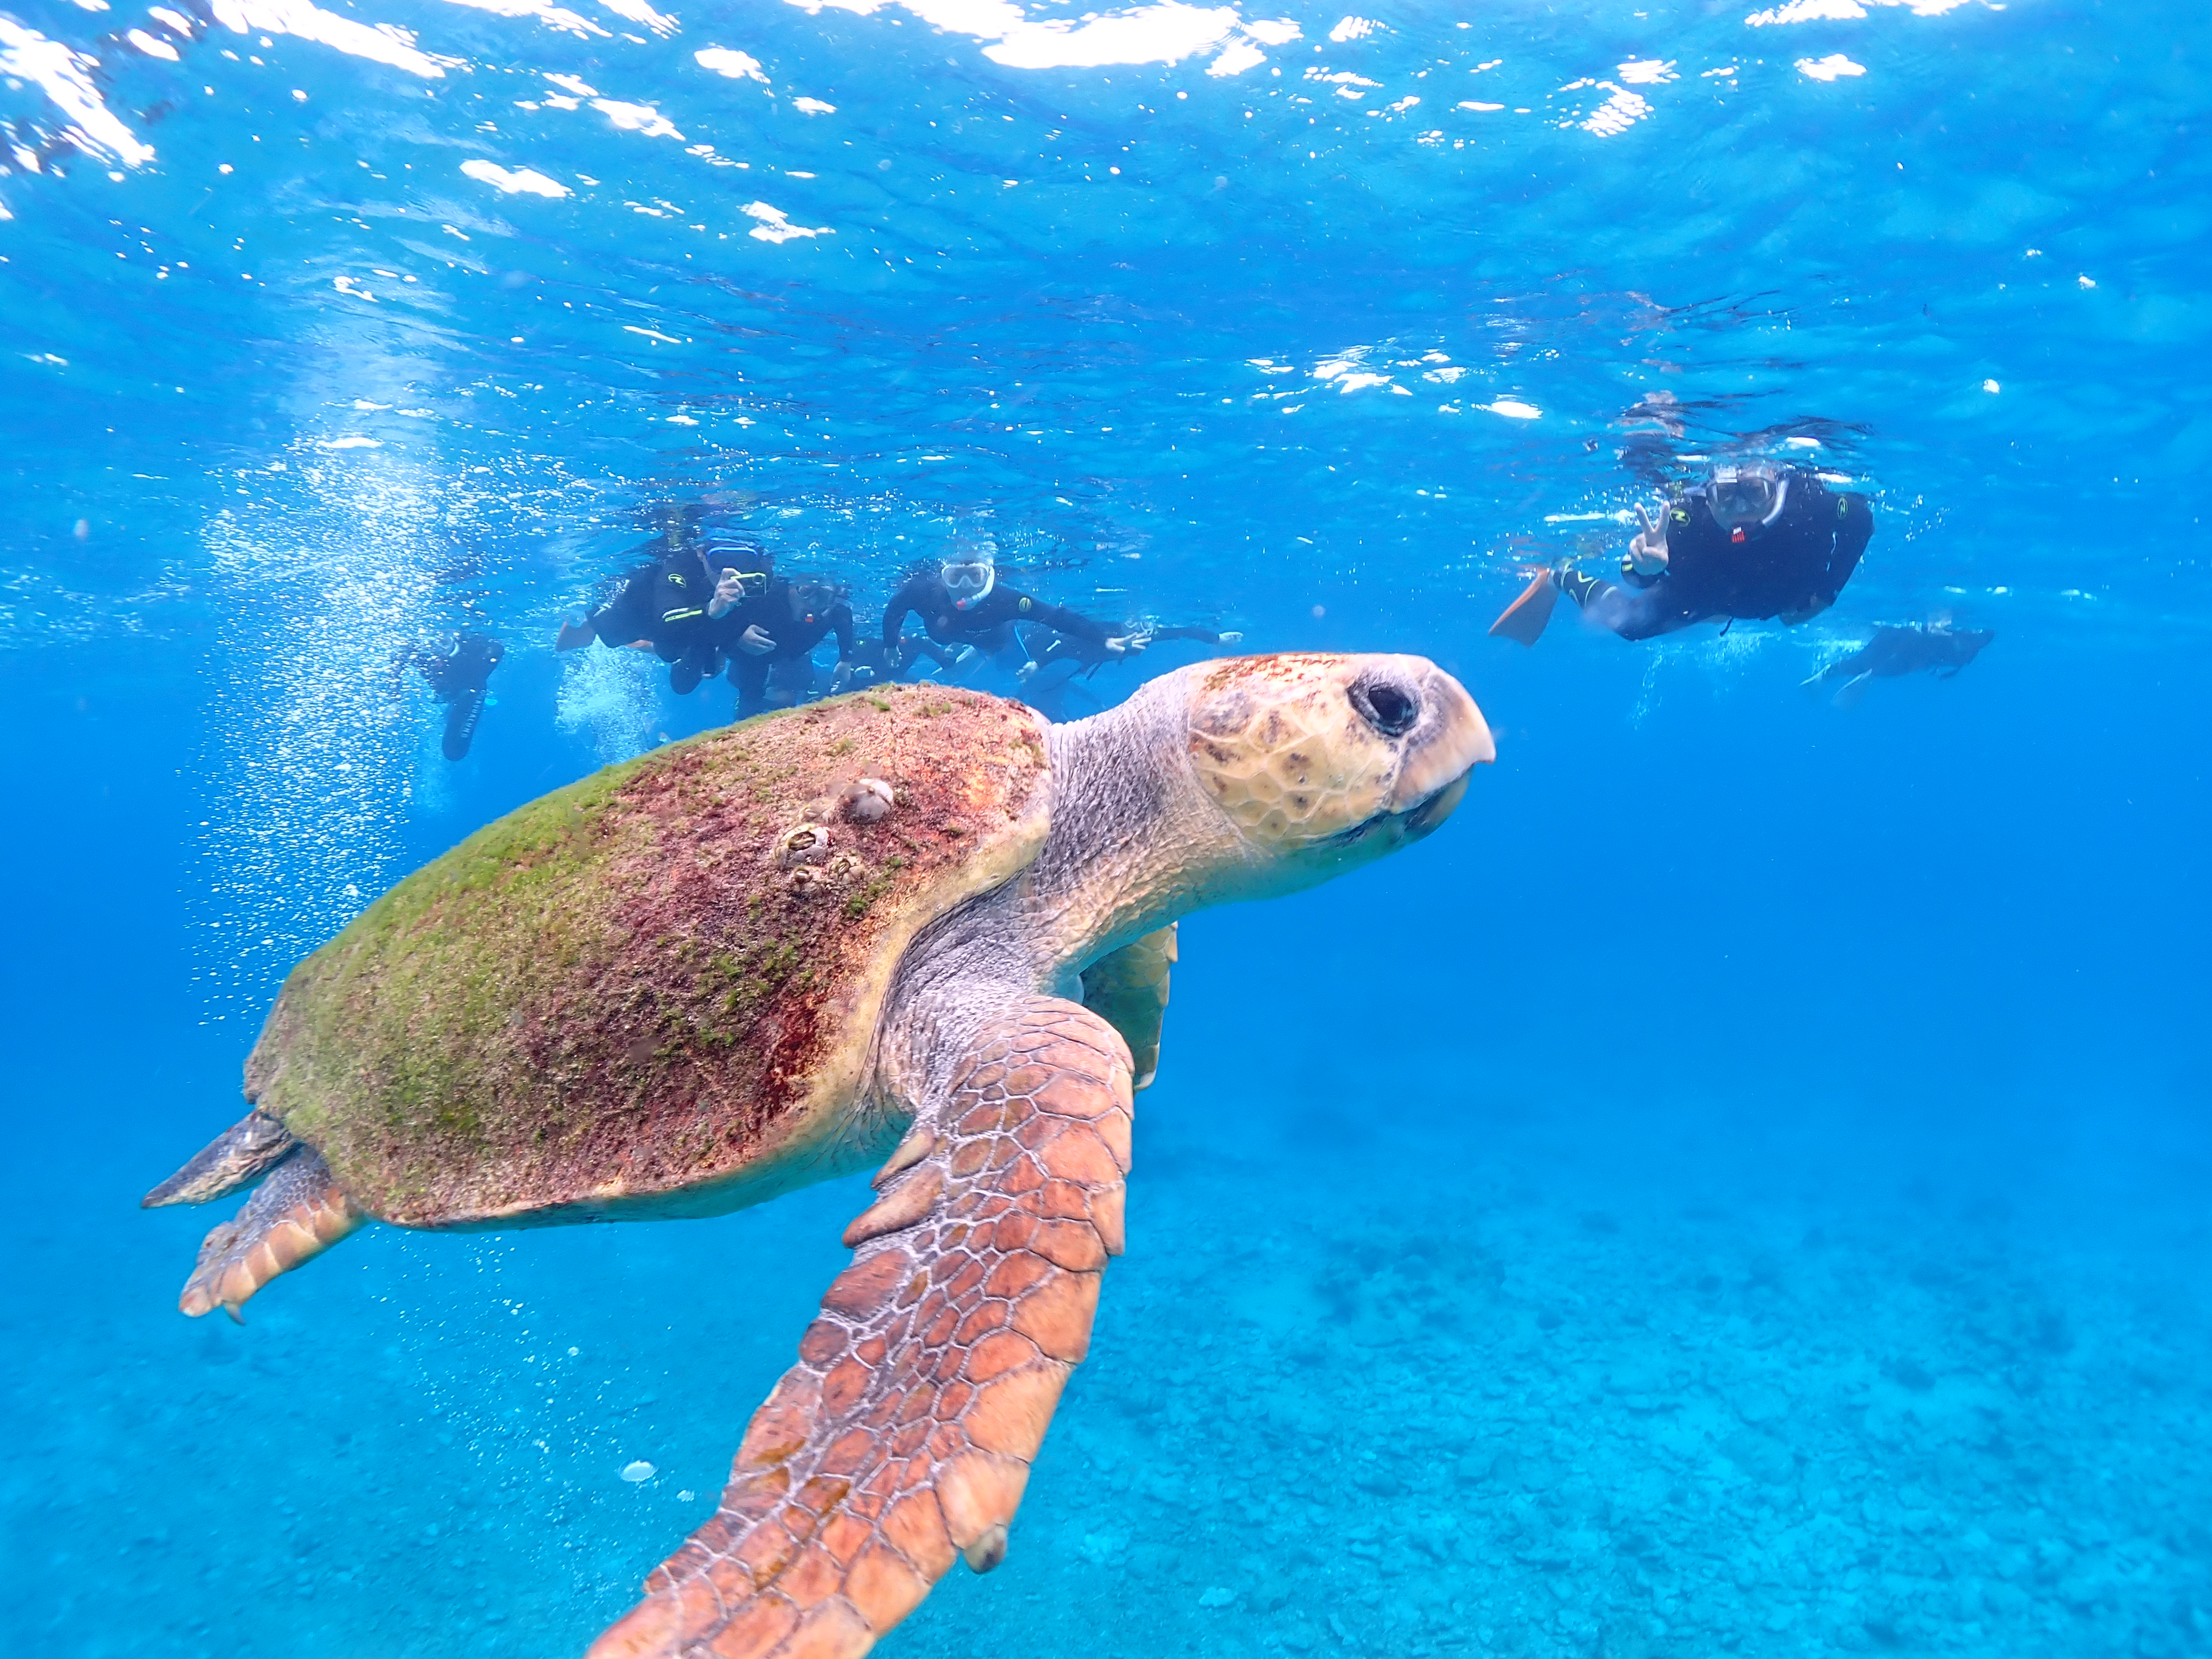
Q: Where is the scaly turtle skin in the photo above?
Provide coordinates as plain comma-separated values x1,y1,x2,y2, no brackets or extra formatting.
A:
147,653,1494,1658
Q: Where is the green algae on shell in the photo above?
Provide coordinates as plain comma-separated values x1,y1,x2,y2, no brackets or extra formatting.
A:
242,686,1049,1228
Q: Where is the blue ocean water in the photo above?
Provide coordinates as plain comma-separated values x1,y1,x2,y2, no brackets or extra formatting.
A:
3,0,2209,1654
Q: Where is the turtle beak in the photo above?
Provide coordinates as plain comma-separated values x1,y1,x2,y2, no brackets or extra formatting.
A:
1387,666,1494,835
1400,768,1470,842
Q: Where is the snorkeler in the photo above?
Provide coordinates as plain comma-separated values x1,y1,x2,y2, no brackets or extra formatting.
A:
555,503,701,653
1030,620,1245,677
842,634,962,688
1808,620,1994,707
416,633,504,761
722,573,860,717
879,540,1144,681
554,507,772,695
1490,459,1872,644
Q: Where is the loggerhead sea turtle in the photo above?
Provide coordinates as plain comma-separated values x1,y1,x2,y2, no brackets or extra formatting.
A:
145,653,1493,1658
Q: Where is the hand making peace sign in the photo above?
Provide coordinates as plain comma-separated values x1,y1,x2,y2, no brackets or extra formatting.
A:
1629,503,1671,576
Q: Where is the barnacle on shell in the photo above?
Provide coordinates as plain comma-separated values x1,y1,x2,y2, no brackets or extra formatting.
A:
845,778,895,823
776,823,832,870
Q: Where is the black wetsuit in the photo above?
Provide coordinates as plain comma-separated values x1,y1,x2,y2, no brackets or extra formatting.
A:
582,558,662,649
880,572,1112,669
1569,467,1872,640
722,581,858,716
418,633,504,761
840,634,959,688
1032,623,1231,676
583,539,749,692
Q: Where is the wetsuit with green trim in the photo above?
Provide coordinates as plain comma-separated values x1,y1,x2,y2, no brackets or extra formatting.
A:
648,547,730,693
1562,466,1872,640
580,542,727,691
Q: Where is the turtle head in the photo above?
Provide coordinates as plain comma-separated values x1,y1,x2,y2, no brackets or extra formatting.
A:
1176,652,1494,898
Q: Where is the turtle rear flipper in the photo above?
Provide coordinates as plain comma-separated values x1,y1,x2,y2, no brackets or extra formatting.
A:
142,1108,296,1208
589,997,1133,1659
179,1149,364,1323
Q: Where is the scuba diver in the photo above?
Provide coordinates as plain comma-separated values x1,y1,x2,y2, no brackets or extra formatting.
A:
1807,620,1994,707
554,507,771,694
879,540,1143,682
721,573,860,717
415,633,504,761
1490,459,1873,644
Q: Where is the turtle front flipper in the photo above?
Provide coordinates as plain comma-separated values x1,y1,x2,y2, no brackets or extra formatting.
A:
1079,924,1176,1091
178,1148,365,1322
589,998,1134,1659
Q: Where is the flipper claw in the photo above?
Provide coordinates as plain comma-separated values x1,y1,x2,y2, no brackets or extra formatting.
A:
962,1524,1009,1574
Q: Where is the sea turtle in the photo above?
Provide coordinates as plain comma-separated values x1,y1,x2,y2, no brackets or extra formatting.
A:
146,653,1493,1658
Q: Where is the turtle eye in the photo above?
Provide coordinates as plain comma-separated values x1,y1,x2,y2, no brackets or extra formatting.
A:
1349,677,1420,737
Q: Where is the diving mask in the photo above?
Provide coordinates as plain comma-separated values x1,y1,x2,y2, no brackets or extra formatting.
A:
941,558,995,609
1706,461,1789,531
791,580,841,625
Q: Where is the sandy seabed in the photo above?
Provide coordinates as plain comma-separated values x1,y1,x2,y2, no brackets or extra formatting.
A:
9,1066,2206,1659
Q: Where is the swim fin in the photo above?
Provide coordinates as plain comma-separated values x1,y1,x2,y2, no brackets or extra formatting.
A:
442,688,484,760
1488,567,1560,645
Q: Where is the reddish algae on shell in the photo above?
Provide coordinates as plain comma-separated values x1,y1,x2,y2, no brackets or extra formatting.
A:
243,686,1048,1226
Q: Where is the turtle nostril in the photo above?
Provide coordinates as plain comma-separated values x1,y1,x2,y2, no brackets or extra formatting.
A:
1349,679,1420,737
